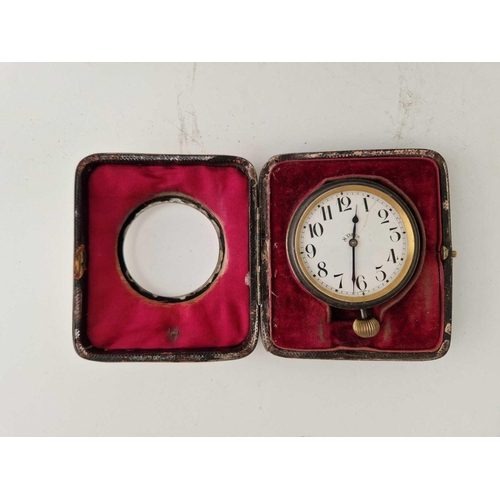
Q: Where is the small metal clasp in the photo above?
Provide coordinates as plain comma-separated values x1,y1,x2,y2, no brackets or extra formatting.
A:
441,246,458,261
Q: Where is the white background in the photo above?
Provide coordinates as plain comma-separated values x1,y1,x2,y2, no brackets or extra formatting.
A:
1,63,498,436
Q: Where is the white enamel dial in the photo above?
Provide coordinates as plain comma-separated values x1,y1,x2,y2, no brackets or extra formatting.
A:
288,180,420,308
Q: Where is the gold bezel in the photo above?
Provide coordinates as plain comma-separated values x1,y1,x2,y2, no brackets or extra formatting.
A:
288,181,419,306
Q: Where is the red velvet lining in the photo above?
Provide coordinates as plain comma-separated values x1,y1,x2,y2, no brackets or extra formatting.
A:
86,163,250,350
268,157,443,352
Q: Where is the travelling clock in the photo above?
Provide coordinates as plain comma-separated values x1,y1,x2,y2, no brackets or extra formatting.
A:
287,178,423,338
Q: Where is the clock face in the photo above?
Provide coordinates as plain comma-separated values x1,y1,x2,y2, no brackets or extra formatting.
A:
287,179,421,309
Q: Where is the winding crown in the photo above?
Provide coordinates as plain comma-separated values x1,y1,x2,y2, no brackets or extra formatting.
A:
353,317,381,338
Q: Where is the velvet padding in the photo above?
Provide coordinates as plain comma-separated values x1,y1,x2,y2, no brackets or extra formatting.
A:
267,156,444,352
86,163,250,350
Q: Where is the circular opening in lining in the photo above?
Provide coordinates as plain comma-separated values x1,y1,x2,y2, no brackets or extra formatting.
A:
120,197,223,301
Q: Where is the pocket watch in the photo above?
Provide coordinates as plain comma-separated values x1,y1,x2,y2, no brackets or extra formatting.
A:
287,178,423,338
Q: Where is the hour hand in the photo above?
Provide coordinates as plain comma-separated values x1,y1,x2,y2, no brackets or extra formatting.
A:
352,208,359,227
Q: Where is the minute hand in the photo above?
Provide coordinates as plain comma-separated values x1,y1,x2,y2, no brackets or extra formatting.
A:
350,206,359,294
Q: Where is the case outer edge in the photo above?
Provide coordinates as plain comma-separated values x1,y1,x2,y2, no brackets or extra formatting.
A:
259,148,453,361
73,153,259,362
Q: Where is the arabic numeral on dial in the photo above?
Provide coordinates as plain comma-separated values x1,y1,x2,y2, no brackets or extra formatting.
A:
356,275,367,291
308,222,324,238
387,248,397,263
375,265,387,282
321,205,333,221
333,273,343,289
317,261,328,278
389,226,402,242
378,209,389,224
337,196,352,212
305,244,316,259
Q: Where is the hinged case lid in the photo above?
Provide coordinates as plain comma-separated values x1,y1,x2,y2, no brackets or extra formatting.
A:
74,154,259,362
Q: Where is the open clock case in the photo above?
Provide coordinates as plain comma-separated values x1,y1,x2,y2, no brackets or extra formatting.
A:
73,149,454,362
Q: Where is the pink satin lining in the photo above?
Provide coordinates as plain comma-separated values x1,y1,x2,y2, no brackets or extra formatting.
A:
86,163,250,350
